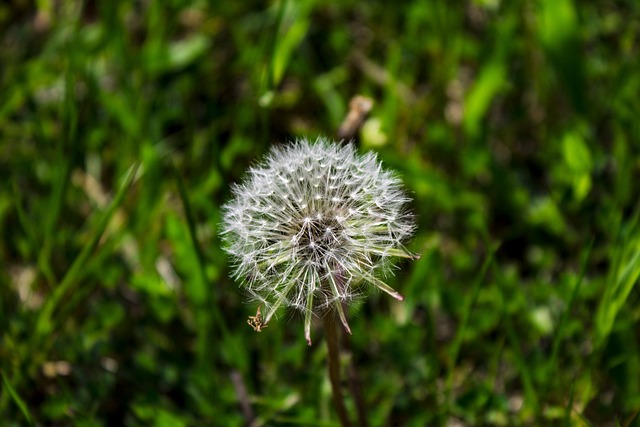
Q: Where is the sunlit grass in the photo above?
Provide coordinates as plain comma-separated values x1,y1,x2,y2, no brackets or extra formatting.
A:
1,1,640,426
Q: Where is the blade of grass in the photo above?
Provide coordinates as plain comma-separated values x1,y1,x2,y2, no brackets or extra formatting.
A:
564,377,576,426
11,179,57,286
168,157,253,416
39,160,71,286
38,0,83,289
2,371,33,425
262,0,288,92
168,157,228,338
32,161,141,349
546,240,593,388
445,242,498,402
622,407,639,427
258,0,288,146
595,207,640,348
493,262,541,418
168,157,244,371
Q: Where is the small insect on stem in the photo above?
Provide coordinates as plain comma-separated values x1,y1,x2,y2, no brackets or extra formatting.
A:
247,307,268,332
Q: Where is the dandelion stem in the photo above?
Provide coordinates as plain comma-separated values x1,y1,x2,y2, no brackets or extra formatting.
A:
341,330,370,427
324,315,351,427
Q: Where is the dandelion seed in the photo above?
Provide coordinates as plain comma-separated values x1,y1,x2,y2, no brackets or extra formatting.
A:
220,137,418,345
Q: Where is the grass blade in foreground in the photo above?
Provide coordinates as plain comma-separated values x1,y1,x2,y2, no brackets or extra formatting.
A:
2,371,33,425
545,240,592,390
31,162,141,353
595,210,640,348
445,243,497,402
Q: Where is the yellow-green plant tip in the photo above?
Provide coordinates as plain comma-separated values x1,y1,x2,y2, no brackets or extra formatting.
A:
363,272,405,301
335,301,352,335
327,268,352,335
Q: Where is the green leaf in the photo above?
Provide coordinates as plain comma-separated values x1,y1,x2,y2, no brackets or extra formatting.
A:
168,35,210,70
562,132,592,173
464,59,506,138
527,197,566,235
154,409,188,427
537,0,585,113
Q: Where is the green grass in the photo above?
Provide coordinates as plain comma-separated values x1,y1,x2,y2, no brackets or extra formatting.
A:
2,0,640,425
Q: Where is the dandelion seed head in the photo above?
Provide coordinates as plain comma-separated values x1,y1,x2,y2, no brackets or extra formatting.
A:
220,137,417,344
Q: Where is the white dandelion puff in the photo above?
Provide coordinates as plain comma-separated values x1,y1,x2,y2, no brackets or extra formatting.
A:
220,137,418,345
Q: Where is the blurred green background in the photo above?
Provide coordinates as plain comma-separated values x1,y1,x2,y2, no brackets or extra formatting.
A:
1,0,640,425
